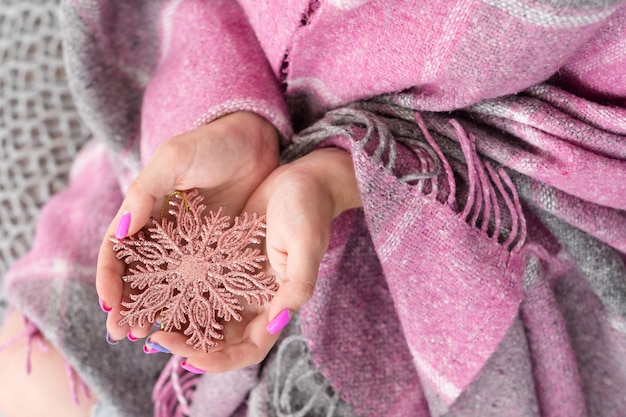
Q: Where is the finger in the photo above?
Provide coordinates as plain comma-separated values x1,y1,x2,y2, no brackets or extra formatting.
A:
104,273,135,342
95,233,125,309
243,171,329,335
126,327,150,342
95,164,176,316
104,264,162,343
145,329,199,358
184,312,279,373
145,318,241,359
119,138,198,239
96,211,129,343
127,316,153,341
265,224,328,332
145,303,262,358
99,143,190,331
105,311,127,343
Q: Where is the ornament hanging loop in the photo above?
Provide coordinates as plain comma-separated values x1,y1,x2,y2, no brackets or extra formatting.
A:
160,190,190,220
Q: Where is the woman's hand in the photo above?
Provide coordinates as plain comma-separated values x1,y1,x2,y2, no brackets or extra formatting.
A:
146,147,362,373
96,111,279,342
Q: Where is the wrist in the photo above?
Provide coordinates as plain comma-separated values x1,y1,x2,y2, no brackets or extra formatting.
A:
206,110,280,185
308,148,362,218
218,111,279,155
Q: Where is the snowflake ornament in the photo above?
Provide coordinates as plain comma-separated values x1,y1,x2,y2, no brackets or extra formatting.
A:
112,189,278,352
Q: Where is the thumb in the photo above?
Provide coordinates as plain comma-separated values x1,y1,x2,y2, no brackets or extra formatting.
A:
265,229,329,335
113,145,187,239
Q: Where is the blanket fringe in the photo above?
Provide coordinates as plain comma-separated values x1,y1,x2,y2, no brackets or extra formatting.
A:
66,362,92,406
271,335,341,417
415,113,456,210
153,355,199,417
0,312,47,374
340,104,526,251
284,103,527,251
0,312,91,407
445,117,526,251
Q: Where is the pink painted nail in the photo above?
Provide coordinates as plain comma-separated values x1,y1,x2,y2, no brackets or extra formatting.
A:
99,298,112,313
267,309,292,335
115,211,131,239
127,331,138,342
181,361,205,374
143,345,157,354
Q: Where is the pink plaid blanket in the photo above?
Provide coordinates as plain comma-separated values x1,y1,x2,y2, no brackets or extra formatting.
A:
4,1,626,416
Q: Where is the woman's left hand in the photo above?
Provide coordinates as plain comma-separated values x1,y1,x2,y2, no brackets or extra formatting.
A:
97,111,280,343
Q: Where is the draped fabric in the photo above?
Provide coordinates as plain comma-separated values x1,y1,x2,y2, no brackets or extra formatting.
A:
2,1,625,416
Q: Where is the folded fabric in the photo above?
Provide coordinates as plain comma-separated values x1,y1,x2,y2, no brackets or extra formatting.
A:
3,1,625,416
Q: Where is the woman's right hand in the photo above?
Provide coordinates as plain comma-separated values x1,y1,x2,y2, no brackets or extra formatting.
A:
147,147,362,373
96,111,280,343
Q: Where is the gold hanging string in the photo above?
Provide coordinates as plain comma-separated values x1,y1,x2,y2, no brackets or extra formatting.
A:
160,190,190,220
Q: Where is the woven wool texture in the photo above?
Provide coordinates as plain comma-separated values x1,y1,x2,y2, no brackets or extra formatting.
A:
2,1,626,417
0,0,90,322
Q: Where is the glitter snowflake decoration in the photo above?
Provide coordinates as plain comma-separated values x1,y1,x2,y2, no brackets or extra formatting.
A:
112,189,278,352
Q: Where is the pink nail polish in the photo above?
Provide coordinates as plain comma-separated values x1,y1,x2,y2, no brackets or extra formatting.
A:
181,361,205,374
99,298,112,313
267,309,292,335
115,211,131,239
127,331,138,342
143,345,157,354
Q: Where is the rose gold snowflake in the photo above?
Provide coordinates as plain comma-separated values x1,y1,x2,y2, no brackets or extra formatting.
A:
111,189,278,352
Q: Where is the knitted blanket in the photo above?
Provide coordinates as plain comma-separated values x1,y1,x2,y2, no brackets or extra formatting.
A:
0,0,90,324
2,1,626,417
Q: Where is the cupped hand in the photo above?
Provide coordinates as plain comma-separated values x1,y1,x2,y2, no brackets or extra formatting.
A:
96,111,279,342
148,147,362,373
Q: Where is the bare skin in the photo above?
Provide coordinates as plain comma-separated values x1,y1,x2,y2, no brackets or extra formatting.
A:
0,309,97,417
97,111,280,344
0,111,362,417
97,111,362,373
145,147,362,372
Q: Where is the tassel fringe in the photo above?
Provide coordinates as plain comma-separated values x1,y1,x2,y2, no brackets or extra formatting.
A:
284,103,527,251
153,356,199,417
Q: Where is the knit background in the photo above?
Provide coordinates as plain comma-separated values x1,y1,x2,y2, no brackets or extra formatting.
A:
0,0,90,324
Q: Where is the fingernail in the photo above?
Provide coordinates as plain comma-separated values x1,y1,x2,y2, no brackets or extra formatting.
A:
106,331,119,345
145,338,170,354
99,298,112,313
267,309,292,335
115,211,131,239
127,331,138,342
143,345,158,354
181,360,205,374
